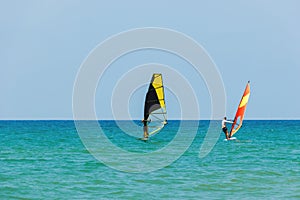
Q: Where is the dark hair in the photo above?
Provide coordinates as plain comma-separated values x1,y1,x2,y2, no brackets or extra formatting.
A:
224,117,227,120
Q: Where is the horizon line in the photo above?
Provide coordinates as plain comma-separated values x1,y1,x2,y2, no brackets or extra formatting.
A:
0,118,300,121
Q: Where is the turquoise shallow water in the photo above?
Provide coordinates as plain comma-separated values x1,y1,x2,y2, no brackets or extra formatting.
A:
0,120,299,199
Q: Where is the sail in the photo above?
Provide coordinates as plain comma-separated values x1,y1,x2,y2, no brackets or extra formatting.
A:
144,73,167,136
229,81,251,137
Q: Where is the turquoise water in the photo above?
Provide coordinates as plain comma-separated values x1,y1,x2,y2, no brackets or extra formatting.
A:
1,120,299,199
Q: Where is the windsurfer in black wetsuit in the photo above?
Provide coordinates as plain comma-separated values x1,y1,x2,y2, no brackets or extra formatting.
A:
222,117,233,140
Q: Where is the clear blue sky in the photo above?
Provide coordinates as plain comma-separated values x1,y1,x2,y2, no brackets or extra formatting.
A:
1,1,299,120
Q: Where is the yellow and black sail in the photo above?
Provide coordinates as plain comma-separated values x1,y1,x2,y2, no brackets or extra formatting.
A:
144,73,167,136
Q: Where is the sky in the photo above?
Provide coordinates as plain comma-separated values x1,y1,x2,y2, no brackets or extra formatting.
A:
1,0,299,120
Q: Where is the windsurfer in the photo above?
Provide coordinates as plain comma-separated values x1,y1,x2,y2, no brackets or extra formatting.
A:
222,117,233,140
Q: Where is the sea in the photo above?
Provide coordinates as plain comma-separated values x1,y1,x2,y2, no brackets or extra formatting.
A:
0,120,299,199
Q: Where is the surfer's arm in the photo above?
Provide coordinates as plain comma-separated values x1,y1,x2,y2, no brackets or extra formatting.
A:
225,120,233,124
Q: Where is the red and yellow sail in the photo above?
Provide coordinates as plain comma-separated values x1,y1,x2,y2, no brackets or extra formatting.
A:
229,81,251,137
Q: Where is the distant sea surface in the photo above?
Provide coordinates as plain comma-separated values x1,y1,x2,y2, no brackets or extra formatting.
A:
1,120,299,199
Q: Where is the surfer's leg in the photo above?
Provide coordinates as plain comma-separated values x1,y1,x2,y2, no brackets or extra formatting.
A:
222,127,229,139
143,126,149,138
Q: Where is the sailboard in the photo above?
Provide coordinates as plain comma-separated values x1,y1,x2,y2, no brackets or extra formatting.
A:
229,81,251,138
224,137,236,141
143,73,167,138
